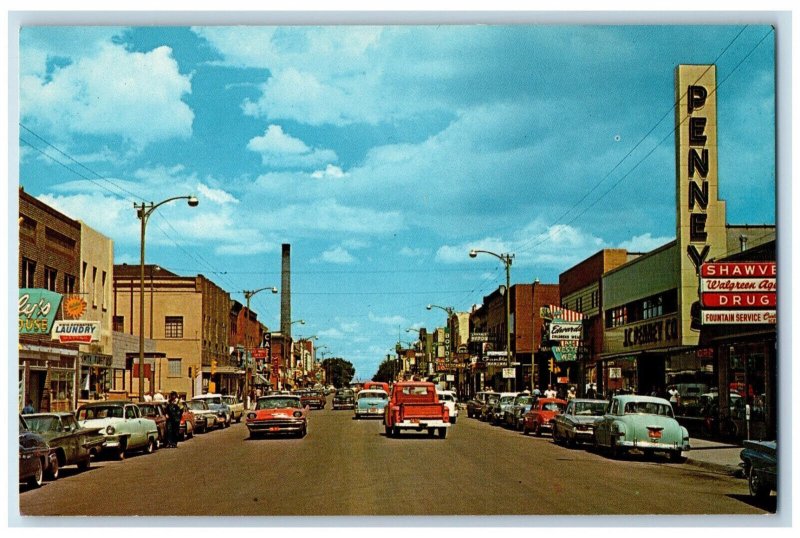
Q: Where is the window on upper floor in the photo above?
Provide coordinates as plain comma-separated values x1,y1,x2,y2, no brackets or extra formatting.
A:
165,316,184,338
44,266,58,292
64,273,76,294
113,316,124,332
21,258,36,288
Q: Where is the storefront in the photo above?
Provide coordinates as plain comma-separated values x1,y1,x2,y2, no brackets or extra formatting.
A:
78,353,113,400
19,343,78,413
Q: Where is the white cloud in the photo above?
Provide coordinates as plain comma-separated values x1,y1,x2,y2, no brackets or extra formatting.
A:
197,184,238,205
617,233,673,253
21,42,193,150
398,246,426,257
311,165,347,179
247,124,337,168
368,312,408,326
319,246,356,264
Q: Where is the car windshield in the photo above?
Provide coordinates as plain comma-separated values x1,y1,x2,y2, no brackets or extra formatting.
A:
336,391,354,397
624,401,674,417
76,406,124,420
138,405,159,415
400,386,430,396
573,402,607,416
516,396,534,406
24,416,60,432
486,396,500,404
499,396,515,404
542,402,566,412
186,401,208,411
257,397,301,409
198,396,222,405
358,391,387,400
438,393,454,401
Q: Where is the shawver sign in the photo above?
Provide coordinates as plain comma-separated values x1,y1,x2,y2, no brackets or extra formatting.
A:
700,262,776,324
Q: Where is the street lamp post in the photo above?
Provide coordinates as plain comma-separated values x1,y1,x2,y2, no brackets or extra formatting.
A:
135,195,198,402
427,304,454,384
469,249,515,392
242,286,278,407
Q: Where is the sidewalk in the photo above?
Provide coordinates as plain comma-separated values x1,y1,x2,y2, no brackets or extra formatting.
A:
685,437,744,476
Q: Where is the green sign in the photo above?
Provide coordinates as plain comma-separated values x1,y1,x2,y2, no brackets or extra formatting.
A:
19,288,62,335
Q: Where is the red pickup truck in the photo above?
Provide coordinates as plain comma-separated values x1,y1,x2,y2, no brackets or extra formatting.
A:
383,381,450,438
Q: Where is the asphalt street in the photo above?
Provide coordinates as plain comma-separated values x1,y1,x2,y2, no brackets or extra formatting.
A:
18,402,775,518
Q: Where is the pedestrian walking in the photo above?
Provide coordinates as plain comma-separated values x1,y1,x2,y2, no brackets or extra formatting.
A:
165,391,182,448
586,384,596,399
544,384,557,399
567,386,576,400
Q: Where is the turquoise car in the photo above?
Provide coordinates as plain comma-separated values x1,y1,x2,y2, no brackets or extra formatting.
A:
593,395,689,462
354,389,389,419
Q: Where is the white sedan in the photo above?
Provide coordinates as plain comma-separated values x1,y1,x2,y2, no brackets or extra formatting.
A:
437,390,459,424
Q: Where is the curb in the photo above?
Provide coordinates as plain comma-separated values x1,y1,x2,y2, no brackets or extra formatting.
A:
685,457,742,477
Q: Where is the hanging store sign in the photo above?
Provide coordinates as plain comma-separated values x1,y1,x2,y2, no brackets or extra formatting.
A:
549,322,583,341
502,368,516,379
51,321,100,343
700,262,776,324
470,332,489,343
251,348,267,359
19,289,62,335
552,343,579,362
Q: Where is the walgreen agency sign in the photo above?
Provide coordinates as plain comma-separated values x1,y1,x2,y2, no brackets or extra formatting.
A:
19,289,62,335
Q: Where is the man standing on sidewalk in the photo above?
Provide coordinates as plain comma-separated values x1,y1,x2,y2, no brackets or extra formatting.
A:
165,391,182,448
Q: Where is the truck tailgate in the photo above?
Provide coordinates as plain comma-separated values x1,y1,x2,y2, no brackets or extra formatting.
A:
400,403,444,418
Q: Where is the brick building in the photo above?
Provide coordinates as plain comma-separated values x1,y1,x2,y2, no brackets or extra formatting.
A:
19,187,81,412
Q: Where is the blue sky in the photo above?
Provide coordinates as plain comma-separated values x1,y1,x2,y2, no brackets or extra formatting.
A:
15,24,776,380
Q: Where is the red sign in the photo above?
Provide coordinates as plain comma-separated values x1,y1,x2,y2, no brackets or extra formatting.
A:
251,348,267,359
701,293,776,308
132,364,153,377
701,262,776,278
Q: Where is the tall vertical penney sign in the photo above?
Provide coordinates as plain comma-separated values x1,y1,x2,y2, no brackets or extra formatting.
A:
675,65,727,344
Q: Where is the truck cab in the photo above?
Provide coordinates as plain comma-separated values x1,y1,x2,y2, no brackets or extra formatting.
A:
383,381,450,438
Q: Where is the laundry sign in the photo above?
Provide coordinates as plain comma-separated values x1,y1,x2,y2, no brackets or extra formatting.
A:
51,320,101,343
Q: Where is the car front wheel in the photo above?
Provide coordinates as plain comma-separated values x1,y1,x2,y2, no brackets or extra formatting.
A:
27,457,44,488
748,468,770,498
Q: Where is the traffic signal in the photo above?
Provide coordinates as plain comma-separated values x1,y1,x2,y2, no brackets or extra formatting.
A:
548,358,555,372
690,301,702,331
211,359,218,375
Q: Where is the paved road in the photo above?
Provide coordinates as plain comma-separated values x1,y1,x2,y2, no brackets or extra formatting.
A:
18,404,775,517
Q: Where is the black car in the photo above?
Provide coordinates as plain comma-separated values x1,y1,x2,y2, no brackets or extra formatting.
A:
19,415,58,488
740,440,777,499
332,389,355,410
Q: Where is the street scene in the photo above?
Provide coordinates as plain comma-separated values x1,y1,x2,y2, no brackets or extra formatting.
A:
13,18,782,522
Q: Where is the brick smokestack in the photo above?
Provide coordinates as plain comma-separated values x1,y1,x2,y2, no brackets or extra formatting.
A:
281,243,291,338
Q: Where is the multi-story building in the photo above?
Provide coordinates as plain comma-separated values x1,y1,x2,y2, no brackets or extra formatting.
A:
77,222,114,401
558,249,632,396
112,265,231,399
18,187,81,412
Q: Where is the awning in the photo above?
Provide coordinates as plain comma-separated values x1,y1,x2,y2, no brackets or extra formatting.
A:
253,374,271,386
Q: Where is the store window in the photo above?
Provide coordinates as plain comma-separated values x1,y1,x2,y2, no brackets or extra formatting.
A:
665,349,715,417
50,370,74,412
728,343,767,422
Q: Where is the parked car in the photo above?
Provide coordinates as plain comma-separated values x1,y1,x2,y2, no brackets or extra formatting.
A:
355,389,389,419
75,401,159,460
19,415,58,488
300,390,327,410
504,394,536,430
593,395,689,462
466,391,496,419
363,381,391,393
437,390,459,424
479,393,502,421
178,401,196,440
740,440,777,499
552,399,608,446
522,398,567,436
185,399,216,433
489,393,518,425
136,402,168,447
192,394,231,428
22,412,105,472
246,395,308,438
383,381,450,438
222,395,245,423
332,389,356,410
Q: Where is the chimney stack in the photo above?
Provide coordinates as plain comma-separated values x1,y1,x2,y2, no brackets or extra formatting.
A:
281,243,291,338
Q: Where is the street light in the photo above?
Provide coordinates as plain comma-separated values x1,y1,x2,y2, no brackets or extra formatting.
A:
135,195,198,402
469,248,515,391
241,286,278,405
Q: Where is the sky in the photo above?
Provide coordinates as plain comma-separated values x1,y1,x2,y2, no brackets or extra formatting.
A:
13,22,777,380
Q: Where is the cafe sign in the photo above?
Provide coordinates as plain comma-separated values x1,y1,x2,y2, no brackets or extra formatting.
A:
19,289,62,335
51,321,100,343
